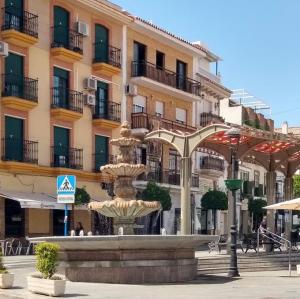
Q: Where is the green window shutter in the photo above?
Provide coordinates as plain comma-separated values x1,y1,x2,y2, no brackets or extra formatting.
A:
54,126,69,167
95,24,109,62
53,6,69,47
53,67,69,108
5,53,23,75
95,135,108,170
5,116,24,161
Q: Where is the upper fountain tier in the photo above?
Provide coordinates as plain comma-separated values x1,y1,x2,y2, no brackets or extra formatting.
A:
100,121,146,177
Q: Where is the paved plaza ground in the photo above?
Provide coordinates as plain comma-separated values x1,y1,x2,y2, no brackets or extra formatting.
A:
1,256,300,299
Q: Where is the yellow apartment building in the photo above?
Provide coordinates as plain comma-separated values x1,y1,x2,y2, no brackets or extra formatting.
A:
0,0,132,239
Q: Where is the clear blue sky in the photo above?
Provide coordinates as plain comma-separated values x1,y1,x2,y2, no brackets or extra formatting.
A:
113,0,300,127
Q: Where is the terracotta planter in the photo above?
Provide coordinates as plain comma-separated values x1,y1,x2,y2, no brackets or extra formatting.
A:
0,273,14,289
27,274,66,297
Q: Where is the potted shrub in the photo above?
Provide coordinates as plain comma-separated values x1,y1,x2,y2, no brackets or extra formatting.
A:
27,242,66,297
0,252,14,289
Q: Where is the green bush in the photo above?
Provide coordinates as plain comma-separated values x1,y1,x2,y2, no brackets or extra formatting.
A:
201,190,228,210
35,242,59,279
75,186,91,205
0,252,7,274
140,181,172,211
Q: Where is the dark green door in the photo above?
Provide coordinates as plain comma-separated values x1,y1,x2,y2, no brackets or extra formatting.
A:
95,135,108,171
5,116,24,162
54,126,69,167
53,67,69,108
5,0,24,31
53,6,69,48
96,81,108,118
5,53,24,98
176,60,187,90
95,24,109,63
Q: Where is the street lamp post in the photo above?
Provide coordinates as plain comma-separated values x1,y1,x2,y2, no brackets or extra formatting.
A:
225,127,242,278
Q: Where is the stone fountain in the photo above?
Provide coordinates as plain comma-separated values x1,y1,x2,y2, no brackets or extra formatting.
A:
88,121,161,234
29,122,217,284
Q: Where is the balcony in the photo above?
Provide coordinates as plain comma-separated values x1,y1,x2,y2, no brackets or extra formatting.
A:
1,7,38,47
51,146,83,169
131,112,196,136
131,61,201,102
51,87,83,121
136,167,199,188
2,138,38,164
1,74,38,111
199,112,224,127
51,27,83,63
198,156,224,178
197,67,221,84
93,102,121,129
92,44,121,76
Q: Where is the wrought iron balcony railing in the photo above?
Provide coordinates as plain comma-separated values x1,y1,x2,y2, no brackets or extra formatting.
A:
136,166,199,188
2,73,38,101
1,6,38,38
2,138,38,164
93,43,121,68
51,87,83,114
51,146,83,169
131,112,196,133
93,101,121,122
199,156,225,172
131,61,201,96
51,26,83,54
199,112,224,127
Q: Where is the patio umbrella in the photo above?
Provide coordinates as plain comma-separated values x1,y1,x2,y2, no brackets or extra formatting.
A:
264,198,300,211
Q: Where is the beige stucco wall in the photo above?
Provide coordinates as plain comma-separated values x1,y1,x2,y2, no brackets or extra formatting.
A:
74,210,92,232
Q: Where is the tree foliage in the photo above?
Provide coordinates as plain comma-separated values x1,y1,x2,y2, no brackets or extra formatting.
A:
293,175,300,197
248,197,267,217
140,181,172,211
201,190,228,210
35,242,59,279
75,186,91,205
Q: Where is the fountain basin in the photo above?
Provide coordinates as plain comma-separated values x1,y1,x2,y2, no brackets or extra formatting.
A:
30,235,217,284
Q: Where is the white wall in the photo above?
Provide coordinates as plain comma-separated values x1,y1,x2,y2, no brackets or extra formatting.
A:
219,98,243,125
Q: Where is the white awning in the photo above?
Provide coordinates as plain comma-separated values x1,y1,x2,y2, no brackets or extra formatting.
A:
0,190,68,210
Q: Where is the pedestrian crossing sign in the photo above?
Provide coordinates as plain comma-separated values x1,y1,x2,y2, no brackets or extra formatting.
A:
57,175,76,204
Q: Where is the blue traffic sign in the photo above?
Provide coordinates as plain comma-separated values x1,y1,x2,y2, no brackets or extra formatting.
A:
57,175,76,196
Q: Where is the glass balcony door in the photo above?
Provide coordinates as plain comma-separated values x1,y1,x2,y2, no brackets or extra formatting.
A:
95,81,108,118
95,24,109,63
53,67,69,109
95,135,108,171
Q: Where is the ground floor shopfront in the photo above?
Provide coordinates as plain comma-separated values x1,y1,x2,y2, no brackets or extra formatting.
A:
0,171,112,239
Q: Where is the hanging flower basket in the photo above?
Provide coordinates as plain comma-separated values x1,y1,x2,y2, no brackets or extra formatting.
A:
224,179,243,191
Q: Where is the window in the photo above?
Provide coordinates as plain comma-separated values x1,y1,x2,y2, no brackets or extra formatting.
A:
156,51,165,70
254,170,260,187
176,107,186,124
53,67,69,108
95,81,109,118
240,171,249,181
155,101,164,117
133,95,146,113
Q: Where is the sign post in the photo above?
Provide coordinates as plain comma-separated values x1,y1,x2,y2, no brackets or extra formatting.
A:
57,175,76,236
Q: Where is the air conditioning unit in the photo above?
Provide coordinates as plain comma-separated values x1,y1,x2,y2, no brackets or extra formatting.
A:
84,77,97,91
125,84,138,96
84,94,96,106
77,21,89,36
0,41,8,57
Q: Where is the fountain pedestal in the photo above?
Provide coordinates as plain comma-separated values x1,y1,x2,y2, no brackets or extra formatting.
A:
113,217,135,235
30,235,217,284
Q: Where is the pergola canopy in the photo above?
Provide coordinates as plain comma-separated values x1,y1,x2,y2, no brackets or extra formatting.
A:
146,124,300,176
